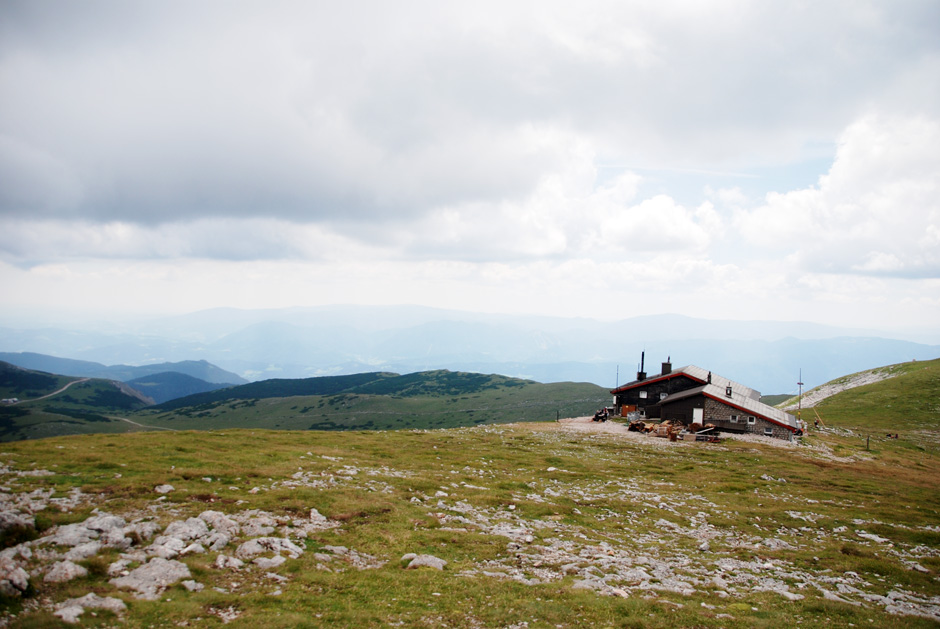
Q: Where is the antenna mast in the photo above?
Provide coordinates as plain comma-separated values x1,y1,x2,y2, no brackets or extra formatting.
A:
797,368,804,424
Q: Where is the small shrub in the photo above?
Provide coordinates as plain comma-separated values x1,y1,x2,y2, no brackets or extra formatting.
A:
0,523,38,550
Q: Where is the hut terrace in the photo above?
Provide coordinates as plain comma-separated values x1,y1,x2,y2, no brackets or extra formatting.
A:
611,358,800,441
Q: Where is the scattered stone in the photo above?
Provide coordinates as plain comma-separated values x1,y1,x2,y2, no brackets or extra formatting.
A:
0,557,30,596
148,536,186,559
405,554,447,570
164,517,209,542
44,560,88,583
181,543,206,555
53,593,126,624
762,538,795,551
0,510,35,533
64,541,101,560
208,605,241,624
236,537,304,560
154,485,175,494
110,557,191,600
254,555,287,569
182,579,204,592
199,510,240,536
214,554,245,570
857,531,891,544
107,558,133,577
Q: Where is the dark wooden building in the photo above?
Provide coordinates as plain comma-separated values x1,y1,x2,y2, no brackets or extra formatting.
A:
610,358,800,440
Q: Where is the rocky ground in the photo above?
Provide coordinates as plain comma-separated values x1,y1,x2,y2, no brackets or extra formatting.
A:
0,420,938,626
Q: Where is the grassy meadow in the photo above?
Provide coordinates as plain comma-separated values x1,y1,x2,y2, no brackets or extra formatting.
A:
0,359,937,627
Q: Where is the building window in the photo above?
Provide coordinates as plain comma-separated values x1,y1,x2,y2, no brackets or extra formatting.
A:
730,415,738,423
659,392,668,400
639,391,648,399
764,427,773,436
748,416,756,425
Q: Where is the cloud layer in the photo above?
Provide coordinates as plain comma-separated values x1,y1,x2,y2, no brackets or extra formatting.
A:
1,1,938,329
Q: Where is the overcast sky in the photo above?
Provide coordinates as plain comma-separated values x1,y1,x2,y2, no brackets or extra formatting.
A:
1,1,938,333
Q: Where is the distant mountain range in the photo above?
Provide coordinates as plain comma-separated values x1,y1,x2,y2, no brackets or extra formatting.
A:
1,306,938,394
0,353,245,385
0,353,245,405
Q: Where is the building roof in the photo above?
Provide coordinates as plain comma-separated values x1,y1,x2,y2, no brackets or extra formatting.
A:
661,383,799,431
611,365,761,400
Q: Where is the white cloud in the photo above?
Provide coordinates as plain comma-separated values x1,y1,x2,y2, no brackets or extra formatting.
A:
0,2,938,331
735,115,940,278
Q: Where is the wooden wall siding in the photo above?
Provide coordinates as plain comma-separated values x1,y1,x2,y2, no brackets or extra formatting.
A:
660,396,703,424
614,375,700,411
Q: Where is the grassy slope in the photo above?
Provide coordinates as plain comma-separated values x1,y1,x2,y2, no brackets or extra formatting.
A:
812,359,940,432
0,372,154,442
0,362,75,400
0,360,937,627
138,380,608,432
0,370,612,440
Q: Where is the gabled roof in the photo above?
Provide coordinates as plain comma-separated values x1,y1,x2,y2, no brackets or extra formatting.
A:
611,365,760,400
661,383,799,431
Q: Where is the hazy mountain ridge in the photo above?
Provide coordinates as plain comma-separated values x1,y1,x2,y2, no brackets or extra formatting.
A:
124,371,234,405
0,352,246,385
1,307,938,394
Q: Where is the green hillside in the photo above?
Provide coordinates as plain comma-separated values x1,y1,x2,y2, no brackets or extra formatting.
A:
0,368,611,441
0,361,76,400
151,371,398,410
140,377,607,432
812,358,940,432
0,362,155,442
0,359,936,627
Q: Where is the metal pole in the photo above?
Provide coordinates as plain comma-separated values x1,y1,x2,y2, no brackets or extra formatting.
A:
797,368,804,426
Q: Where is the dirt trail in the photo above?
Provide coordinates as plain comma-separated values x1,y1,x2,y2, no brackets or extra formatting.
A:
9,378,90,404
107,415,178,432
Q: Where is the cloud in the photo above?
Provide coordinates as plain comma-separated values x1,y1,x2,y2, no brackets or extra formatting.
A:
734,115,940,278
2,1,938,228
1,2,938,330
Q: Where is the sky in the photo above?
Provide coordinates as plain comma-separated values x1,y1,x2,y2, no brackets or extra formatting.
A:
1,1,938,334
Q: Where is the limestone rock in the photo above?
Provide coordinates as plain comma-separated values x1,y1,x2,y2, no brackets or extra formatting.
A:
110,557,191,600
199,510,240,536
154,484,175,494
214,554,245,570
147,536,186,559
53,593,126,624
45,560,88,583
405,554,447,570
254,555,286,569
0,557,30,596
64,541,101,561
0,510,35,533
235,537,304,560
164,517,209,542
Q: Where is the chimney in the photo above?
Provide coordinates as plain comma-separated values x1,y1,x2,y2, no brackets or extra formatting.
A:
707,371,712,384
661,356,672,375
637,351,646,381
725,385,733,397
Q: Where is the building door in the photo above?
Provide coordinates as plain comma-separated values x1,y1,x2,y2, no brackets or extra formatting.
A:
692,408,704,424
